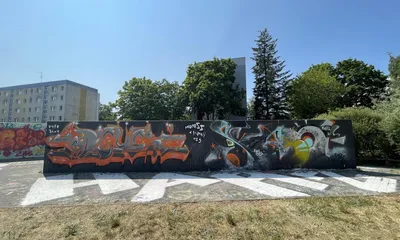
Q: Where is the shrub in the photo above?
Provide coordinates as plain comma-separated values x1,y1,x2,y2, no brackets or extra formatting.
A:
314,107,392,159
377,91,400,155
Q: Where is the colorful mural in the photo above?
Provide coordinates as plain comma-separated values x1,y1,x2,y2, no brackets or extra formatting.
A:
205,120,350,170
43,120,356,173
0,122,46,160
46,122,189,167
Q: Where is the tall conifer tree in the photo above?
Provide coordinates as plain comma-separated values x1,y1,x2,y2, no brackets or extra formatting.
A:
251,29,292,119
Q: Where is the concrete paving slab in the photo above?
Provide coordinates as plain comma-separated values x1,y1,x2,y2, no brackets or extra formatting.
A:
0,160,399,208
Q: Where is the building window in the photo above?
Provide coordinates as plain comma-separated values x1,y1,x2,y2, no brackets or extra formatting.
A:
14,118,18,122
36,88,41,93
52,87,57,92
16,108,20,113
60,95,64,100
35,107,41,112
29,97,32,103
59,116,62,120
60,105,63,111
61,86,64,91
0,118,4,122
27,117,30,122
2,109,6,114
51,96,57,101
36,97,41,103
3,100,7,105
51,106,56,111
24,99,27,103
30,89,33,94
17,99,21,104
21,117,25,122
5,92,8,96
0,92,2,96
29,108,31,112
49,116,55,120
17,90,22,95
24,89,28,94
34,117,39,122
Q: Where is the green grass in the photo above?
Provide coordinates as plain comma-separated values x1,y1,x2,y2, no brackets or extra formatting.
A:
1,195,400,240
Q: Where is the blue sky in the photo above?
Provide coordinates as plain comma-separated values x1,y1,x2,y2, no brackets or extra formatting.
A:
1,0,399,104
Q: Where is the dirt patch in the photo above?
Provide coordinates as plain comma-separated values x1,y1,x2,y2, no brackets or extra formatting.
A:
1,195,400,240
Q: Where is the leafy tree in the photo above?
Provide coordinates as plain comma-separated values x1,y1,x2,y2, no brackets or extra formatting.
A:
247,97,255,120
99,103,116,121
182,58,246,120
334,58,388,108
115,77,188,120
389,53,400,90
251,28,292,120
288,63,345,119
371,53,400,156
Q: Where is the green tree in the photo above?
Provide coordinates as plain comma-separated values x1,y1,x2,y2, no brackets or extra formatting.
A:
389,53,400,90
99,103,117,121
252,28,292,120
247,97,255,120
371,53,400,156
182,58,246,120
288,63,345,119
115,77,188,120
334,58,388,108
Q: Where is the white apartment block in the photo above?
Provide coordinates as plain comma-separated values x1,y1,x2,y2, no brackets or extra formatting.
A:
0,80,100,123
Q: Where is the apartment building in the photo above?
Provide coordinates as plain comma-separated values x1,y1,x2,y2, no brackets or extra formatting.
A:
0,80,100,123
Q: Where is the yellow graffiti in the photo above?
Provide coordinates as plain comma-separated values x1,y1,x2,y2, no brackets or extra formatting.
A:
32,146,45,156
284,139,310,164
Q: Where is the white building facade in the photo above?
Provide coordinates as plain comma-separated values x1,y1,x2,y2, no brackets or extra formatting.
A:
0,80,100,123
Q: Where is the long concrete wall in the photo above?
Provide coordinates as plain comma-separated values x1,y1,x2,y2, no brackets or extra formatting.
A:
43,120,356,173
0,122,46,161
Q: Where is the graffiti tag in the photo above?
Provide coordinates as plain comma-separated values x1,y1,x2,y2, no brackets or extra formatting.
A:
47,124,60,134
15,150,33,157
0,123,15,128
32,124,43,130
185,122,205,143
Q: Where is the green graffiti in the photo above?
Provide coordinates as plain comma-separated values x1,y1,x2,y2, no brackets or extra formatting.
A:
0,123,15,128
32,124,42,130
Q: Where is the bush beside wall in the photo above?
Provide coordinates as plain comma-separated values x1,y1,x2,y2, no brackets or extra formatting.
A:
315,108,394,164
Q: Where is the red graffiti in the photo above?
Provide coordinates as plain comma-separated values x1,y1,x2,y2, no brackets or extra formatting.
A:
46,122,190,167
0,125,46,158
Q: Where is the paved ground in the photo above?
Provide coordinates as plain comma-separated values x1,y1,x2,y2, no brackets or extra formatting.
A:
0,160,399,208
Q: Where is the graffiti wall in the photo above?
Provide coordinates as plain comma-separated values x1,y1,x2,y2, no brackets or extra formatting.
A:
43,120,356,173
0,122,46,161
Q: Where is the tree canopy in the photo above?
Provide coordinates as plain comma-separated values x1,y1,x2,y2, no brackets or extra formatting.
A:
99,103,116,121
289,63,345,119
389,53,400,90
115,77,189,120
182,58,246,120
334,58,388,108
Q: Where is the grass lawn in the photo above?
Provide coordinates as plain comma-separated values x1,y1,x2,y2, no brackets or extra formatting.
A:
1,195,400,240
